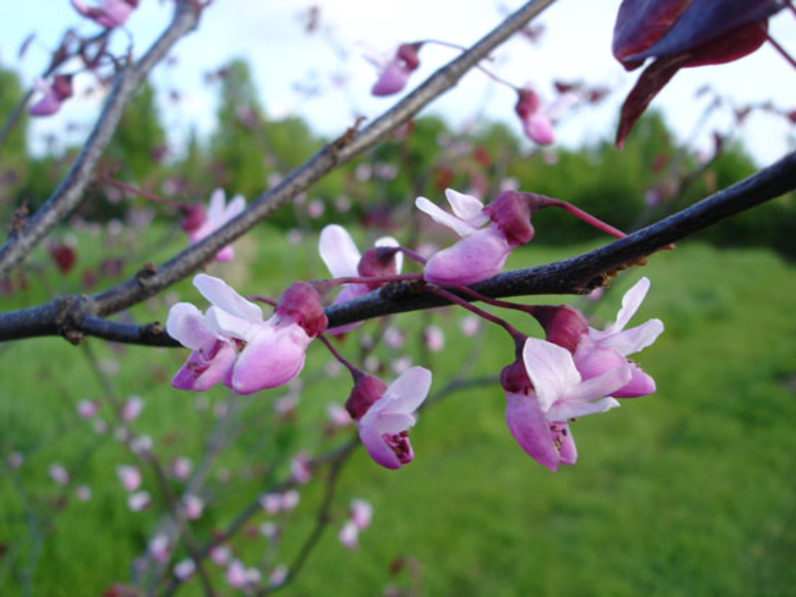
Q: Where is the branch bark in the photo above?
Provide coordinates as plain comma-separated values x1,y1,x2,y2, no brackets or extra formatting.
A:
0,1,202,277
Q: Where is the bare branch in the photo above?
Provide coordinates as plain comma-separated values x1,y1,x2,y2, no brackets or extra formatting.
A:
0,1,203,277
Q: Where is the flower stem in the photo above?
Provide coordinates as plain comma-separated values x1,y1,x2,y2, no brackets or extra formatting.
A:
766,33,796,70
97,176,186,210
428,286,525,342
552,200,626,239
318,334,359,377
247,295,277,307
418,38,518,91
397,246,428,265
328,273,423,287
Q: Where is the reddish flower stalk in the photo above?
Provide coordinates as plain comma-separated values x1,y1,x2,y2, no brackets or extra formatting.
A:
317,333,360,377
765,32,796,69
97,175,185,210
428,286,524,342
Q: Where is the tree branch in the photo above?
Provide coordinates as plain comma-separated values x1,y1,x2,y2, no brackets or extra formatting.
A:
2,149,793,345
0,1,202,277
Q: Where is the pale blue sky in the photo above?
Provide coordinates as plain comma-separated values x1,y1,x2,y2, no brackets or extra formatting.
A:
1,0,794,165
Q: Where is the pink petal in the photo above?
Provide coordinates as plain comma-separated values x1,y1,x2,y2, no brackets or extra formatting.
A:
207,189,226,223
171,342,236,392
319,224,361,278
443,188,489,225
193,274,262,323
422,226,513,286
522,337,582,411
523,113,555,145
371,61,410,96
613,363,657,398
230,324,311,394
601,319,664,356
374,236,403,273
29,94,62,117
565,367,631,403
166,302,217,351
214,246,235,262
547,396,621,422
372,366,432,416
225,194,246,220
358,422,401,469
556,423,578,465
415,197,481,238
594,277,650,339
505,392,560,472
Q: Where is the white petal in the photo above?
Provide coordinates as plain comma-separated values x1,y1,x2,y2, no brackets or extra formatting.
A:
206,189,226,223
444,188,488,226
375,236,403,273
594,277,650,339
522,338,582,412
547,397,620,422
566,366,632,403
319,225,361,278
224,194,246,222
374,412,415,434
193,274,262,323
205,305,258,341
415,197,480,238
376,367,432,415
166,303,217,351
601,319,664,356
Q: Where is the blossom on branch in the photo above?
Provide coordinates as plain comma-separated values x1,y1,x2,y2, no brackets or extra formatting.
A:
167,275,326,394
368,43,423,96
181,189,246,262
503,337,631,472
514,87,577,145
346,367,432,470
29,75,73,117
70,0,139,28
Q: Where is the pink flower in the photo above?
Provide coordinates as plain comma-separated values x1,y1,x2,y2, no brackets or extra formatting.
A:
128,490,151,511
326,402,352,428
318,224,402,334
514,87,577,145
148,534,170,563
29,75,73,117
77,399,99,419
260,521,280,539
70,0,138,28
116,464,142,492
75,485,92,501
121,395,144,421
423,325,445,352
171,456,193,480
347,367,432,470
168,275,326,394
182,189,246,262
210,545,231,566
225,560,247,589
503,337,631,471
368,43,422,97
415,189,511,285
290,453,312,484
572,278,664,398
182,494,204,520
174,559,196,581
338,520,359,550
350,499,373,530
48,463,69,486
269,564,288,587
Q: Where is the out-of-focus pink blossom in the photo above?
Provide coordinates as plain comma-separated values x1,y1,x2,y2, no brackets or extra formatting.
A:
8,451,24,469
225,560,248,589
423,325,445,352
148,534,170,563
29,75,73,117
383,326,406,349
49,463,70,486
93,419,108,435
290,453,312,484
327,402,352,428
129,435,152,455
260,521,280,539
174,559,196,580
307,199,325,219
368,43,422,96
70,0,138,28
350,499,373,530
75,485,92,501
319,224,403,334
514,87,578,145
503,337,631,471
182,189,246,262
269,564,288,587
171,456,193,480
77,399,99,419
281,490,300,512
121,395,144,421
210,545,231,566
460,315,480,337
116,465,142,492
338,520,360,550
259,490,300,515
347,367,432,470
128,490,151,511
182,494,204,520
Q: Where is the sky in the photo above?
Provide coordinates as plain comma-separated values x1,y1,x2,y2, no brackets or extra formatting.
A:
1,0,794,166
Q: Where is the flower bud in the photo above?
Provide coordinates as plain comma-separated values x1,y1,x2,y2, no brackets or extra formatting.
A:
275,282,328,337
531,305,589,353
345,374,388,420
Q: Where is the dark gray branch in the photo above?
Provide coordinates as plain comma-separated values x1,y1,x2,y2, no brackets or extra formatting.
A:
1,149,793,345
0,1,202,277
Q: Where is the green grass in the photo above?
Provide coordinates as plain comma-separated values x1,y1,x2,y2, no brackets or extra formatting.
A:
1,230,795,596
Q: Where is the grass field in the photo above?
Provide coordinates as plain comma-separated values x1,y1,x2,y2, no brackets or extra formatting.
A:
1,227,795,596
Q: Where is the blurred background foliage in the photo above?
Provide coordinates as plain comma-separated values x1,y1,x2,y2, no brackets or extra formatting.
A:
1,57,794,261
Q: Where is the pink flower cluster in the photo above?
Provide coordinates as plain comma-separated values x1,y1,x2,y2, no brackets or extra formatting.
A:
502,278,663,471
167,274,327,394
